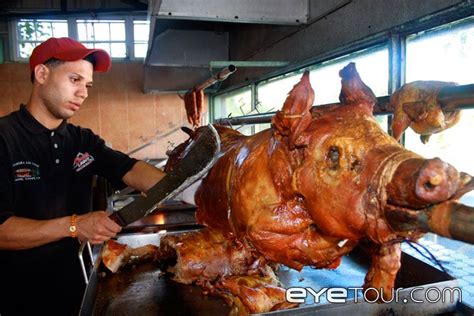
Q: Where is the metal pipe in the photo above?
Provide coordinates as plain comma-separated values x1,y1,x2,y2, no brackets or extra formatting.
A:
438,83,474,111
214,84,474,126
214,96,391,126
195,65,237,91
447,203,474,244
210,61,289,68
385,201,474,244
214,112,274,126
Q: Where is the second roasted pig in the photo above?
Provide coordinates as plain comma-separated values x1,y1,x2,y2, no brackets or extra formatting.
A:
389,81,461,143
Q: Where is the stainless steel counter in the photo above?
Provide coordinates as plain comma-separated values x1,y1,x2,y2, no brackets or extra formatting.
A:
80,226,466,316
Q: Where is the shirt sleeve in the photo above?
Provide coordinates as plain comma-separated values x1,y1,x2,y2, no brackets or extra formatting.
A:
84,129,138,189
0,139,14,224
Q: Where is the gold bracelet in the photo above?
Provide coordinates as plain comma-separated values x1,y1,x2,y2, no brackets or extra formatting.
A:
69,214,78,238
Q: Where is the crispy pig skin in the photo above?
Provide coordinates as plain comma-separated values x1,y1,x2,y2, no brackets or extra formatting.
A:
213,273,298,316
102,239,158,273
159,228,298,315
196,63,411,267
272,71,314,149
389,81,460,143
102,239,129,273
159,228,265,284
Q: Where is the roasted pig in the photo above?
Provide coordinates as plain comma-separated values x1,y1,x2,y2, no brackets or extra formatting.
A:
166,63,474,305
389,81,461,143
104,63,474,315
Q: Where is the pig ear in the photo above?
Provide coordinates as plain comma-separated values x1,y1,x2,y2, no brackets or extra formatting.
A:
339,62,376,108
391,110,411,141
420,134,431,144
403,101,428,121
272,71,315,149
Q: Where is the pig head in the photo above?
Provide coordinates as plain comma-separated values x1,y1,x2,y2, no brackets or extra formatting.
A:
389,81,461,144
170,63,474,301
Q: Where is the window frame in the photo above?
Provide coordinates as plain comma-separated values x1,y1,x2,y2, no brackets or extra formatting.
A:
211,43,390,133
13,19,69,59
132,19,151,59
76,19,128,58
10,16,149,62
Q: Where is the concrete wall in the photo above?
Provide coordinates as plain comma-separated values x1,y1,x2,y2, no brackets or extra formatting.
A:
0,62,206,160
226,0,464,87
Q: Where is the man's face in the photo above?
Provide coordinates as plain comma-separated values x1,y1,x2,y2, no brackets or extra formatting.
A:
38,59,94,120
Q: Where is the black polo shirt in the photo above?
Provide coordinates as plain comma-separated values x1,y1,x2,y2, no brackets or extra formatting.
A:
0,105,138,314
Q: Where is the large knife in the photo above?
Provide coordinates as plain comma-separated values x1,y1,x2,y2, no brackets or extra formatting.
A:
109,125,220,226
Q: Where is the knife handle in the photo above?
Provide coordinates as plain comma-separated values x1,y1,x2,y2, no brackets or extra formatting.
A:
109,212,127,227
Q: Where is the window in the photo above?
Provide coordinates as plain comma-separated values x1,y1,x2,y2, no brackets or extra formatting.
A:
255,46,388,114
309,47,388,105
406,18,474,84
13,17,149,60
77,20,126,58
310,47,389,130
252,46,389,133
213,86,254,135
16,19,68,58
257,73,302,114
133,20,150,58
213,86,252,120
212,46,390,135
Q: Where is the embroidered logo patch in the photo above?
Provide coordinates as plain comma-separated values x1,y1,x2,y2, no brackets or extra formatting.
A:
13,161,41,182
73,152,95,172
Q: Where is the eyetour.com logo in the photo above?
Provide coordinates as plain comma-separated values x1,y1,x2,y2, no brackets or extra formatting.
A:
286,287,462,304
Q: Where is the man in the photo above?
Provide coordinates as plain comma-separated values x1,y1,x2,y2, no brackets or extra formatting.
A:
0,38,166,315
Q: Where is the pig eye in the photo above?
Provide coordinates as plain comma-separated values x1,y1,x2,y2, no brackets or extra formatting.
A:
326,146,340,170
350,157,361,172
293,193,305,202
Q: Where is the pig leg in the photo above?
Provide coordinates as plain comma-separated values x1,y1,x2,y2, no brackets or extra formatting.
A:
363,242,401,301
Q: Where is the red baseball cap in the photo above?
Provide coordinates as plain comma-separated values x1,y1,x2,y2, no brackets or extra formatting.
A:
29,37,111,73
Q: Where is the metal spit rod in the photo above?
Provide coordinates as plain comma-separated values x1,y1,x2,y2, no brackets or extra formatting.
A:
438,83,474,111
214,84,474,126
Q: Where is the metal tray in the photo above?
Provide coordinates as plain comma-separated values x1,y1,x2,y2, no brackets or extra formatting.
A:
80,227,463,316
119,206,198,234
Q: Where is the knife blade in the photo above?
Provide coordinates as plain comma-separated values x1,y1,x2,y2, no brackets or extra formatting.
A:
109,125,220,226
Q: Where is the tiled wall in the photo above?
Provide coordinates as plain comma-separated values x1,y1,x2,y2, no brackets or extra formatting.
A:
0,62,208,160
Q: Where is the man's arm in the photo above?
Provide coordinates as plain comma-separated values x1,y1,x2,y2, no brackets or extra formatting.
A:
0,161,164,250
122,160,166,192
0,211,122,250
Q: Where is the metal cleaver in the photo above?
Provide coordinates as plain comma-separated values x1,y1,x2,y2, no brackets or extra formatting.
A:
109,125,220,226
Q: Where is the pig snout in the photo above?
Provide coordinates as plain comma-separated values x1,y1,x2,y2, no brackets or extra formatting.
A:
387,158,460,209
415,158,460,204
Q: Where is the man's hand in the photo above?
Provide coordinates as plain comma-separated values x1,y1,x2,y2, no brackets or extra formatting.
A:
76,211,122,244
